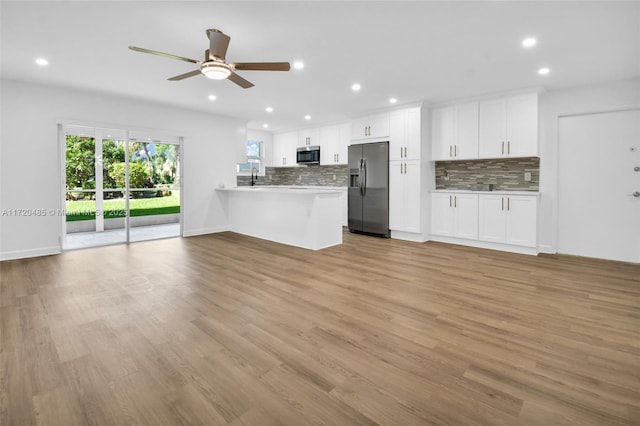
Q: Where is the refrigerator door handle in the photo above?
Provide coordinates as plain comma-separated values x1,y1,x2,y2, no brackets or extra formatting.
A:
359,158,364,196
361,158,367,196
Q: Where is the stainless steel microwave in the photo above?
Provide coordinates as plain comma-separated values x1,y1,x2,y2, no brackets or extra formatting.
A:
296,145,320,165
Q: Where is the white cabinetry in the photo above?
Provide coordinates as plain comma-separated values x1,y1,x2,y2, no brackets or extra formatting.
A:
478,194,537,247
431,102,479,160
351,113,390,141
320,123,350,165
431,193,478,239
389,160,421,233
272,132,297,167
479,93,538,158
390,107,421,161
298,128,320,147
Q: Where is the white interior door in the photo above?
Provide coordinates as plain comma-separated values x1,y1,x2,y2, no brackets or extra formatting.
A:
558,109,640,263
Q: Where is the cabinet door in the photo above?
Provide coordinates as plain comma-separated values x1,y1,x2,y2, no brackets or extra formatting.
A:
431,107,456,160
479,98,507,158
456,102,479,160
298,128,319,147
272,133,286,167
389,110,406,161
404,108,421,160
351,117,369,139
336,123,350,164
431,193,453,236
506,94,538,157
403,160,421,233
453,193,478,240
284,132,298,166
319,125,338,165
369,113,390,139
388,161,405,230
478,194,506,243
506,196,537,247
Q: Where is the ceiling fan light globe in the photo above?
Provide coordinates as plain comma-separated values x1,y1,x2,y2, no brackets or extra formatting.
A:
201,62,231,80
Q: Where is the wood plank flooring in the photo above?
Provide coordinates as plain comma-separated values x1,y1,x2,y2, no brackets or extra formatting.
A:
1,231,639,425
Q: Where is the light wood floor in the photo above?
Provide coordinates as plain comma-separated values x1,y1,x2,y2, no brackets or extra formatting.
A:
1,232,639,425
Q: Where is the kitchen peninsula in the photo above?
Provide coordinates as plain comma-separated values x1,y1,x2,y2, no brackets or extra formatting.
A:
216,186,343,250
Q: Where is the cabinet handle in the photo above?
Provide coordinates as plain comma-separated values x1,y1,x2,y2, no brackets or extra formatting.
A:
449,145,452,157
501,197,504,210
337,153,339,162
507,197,510,211
501,141,505,155
450,195,452,207
454,145,457,157
507,141,510,154
454,196,457,208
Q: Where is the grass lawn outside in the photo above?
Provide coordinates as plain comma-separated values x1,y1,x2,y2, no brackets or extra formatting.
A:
66,192,180,221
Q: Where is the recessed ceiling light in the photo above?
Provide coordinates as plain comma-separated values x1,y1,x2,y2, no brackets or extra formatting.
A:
293,61,305,70
351,83,361,91
263,124,269,128
304,115,311,120
35,58,48,66
265,107,273,112
538,67,550,75
389,98,397,104
208,94,217,101
522,37,537,48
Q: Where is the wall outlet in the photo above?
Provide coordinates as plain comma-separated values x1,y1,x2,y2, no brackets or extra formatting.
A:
524,172,532,182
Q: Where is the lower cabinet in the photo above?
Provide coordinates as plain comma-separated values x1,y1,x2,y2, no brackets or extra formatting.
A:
431,193,478,239
478,194,537,247
389,160,421,233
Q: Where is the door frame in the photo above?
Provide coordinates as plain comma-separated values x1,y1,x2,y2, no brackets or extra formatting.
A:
58,122,184,251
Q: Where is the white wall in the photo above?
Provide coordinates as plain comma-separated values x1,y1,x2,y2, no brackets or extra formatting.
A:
0,79,246,260
538,77,640,253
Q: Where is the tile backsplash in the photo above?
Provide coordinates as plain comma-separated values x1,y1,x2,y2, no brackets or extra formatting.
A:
237,164,348,187
435,157,539,191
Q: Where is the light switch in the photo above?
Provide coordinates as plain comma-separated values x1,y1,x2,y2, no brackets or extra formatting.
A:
524,172,531,181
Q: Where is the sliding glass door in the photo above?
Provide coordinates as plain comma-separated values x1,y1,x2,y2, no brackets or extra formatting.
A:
63,125,181,250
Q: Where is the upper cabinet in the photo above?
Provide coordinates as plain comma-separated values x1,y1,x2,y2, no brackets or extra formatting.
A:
351,113,390,141
390,107,422,161
298,128,320,147
431,102,479,161
479,93,538,158
272,132,297,167
319,123,350,165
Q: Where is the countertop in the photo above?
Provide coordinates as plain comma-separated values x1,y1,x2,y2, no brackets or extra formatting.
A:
432,189,540,196
217,186,345,194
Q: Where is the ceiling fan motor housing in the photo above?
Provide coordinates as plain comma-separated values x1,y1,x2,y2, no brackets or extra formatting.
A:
200,60,231,80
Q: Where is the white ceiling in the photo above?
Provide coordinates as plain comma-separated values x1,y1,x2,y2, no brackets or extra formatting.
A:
2,1,639,132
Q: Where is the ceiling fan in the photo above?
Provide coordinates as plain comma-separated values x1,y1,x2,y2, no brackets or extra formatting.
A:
128,29,290,89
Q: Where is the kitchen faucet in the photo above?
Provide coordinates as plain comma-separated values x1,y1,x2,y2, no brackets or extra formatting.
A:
251,167,258,186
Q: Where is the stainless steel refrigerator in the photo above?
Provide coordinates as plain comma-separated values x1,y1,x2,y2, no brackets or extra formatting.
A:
348,142,390,237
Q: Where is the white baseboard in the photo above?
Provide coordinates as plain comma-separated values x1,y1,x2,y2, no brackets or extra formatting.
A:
428,235,538,256
390,230,428,243
537,244,556,254
182,226,229,238
1,246,61,261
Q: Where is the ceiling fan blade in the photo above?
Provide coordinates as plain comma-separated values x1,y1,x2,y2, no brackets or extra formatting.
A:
206,29,230,61
232,62,291,71
227,71,254,89
167,69,202,81
128,46,200,64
